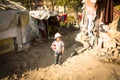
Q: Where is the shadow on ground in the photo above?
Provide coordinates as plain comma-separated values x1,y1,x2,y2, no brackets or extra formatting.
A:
0,41,54,79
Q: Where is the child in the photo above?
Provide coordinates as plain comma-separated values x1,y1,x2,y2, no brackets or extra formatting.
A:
51,32,64,64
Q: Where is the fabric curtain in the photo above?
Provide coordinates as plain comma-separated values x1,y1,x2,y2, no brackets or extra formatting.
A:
102,0,113,24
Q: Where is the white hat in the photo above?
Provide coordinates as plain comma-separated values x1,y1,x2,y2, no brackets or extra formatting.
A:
54,32,62,39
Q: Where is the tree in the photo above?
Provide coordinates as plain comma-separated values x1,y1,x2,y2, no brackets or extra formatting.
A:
11,0,44,10
11,0,32,9
50,0,82,19
44,0,68,12
44,0,57,11
67,0,82,20
56,0,68,13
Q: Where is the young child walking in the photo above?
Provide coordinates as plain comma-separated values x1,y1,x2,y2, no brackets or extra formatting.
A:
51,32,64,64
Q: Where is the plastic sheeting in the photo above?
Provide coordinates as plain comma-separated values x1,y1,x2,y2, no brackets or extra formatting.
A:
19,11,29,27
0,10,29,51
0,11,18,32
29,10,57,20
28,16,39,39
0,11,29,43
0,27,17,40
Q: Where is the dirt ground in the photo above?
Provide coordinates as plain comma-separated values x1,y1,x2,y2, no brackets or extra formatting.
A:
19,51,120,80
0,31,77,80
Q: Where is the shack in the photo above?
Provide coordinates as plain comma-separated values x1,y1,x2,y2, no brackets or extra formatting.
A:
0,0,29,55
29,10,60,40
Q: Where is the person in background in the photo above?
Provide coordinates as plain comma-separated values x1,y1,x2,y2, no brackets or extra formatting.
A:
51,32,64,64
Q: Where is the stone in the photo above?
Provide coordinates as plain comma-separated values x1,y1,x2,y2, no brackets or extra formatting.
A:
71,51,78,57
77,48,86,53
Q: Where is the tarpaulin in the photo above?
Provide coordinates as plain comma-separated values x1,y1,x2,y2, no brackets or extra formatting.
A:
29,10,57,20
0,11,18,32
19,11,29,27
0,27,17,40
28,16,39,38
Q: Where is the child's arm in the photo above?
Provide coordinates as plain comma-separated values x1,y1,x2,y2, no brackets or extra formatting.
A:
51,42,56,51
61,42,64,54
62,46,64,54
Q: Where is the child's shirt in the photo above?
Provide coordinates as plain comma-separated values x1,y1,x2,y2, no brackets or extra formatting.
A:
51,40,64,53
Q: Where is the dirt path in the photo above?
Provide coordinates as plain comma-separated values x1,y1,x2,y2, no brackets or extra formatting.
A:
0,31,77,79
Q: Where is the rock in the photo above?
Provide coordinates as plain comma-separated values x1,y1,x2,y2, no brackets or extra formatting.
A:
75,32,90,49
75,47,83,52
71,51,78,57
77,48,86,53
98,38,103,48
104,40,116,49
113,51,119,58
117,46,120,49
83,42,90,49
13,74,18,80
100,52,106,56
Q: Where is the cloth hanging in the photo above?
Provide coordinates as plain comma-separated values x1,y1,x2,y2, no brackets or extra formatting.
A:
64,14,67,22
102,0,113,24
59,16,62,22
38,20,46,31
62,15,64,22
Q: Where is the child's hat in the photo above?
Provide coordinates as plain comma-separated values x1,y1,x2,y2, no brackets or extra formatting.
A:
54,32,62,39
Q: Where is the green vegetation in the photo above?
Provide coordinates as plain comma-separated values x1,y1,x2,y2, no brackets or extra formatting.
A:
11,0,82,11
11,0,32,9
11,0,82,19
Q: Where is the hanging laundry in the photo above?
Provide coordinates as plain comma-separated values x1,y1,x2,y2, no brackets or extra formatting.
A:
62,15,64,22
102,0,113,24
59,14,67,22
38,20,46,31
85,0,97,46
59,16,62,22
79,15,82,20
64,14,67,22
